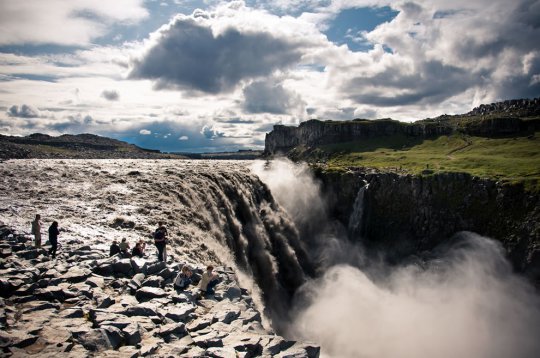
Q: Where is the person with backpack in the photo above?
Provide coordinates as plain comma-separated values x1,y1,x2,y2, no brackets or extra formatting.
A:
154,221,168,262
48,221,60,258
31,214,42,248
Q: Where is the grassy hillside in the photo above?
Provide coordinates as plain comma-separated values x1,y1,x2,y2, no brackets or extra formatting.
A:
295,132,540,190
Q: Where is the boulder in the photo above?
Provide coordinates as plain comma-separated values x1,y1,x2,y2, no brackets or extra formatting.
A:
146,261,166,275
60,267,92,283
205,347,238,358
142,275,164,288
130,257,148,274
128,273,146,291
112,259,133,275
121,303,159,317
100,325,124,350
123,323,142,346
164,305,196,322
135,287,167,302
158,322,186,339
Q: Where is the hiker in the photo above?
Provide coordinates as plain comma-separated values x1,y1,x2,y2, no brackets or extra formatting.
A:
199,265,220,296
31,214,42,248
110,240,120,256
154,221,168,262
48,221,60,258
138,239,146,255
174,265,193,290
119,238,131,258
132,242,144,258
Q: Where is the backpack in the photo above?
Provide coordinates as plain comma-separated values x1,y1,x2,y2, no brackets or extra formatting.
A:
154,228,165,241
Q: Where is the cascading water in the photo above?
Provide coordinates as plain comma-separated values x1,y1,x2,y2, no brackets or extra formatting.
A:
0,159,311,329
347,180,368,239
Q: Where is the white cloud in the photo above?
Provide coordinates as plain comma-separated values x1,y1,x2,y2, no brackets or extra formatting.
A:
139,129,151,135
179,135,189,140
7,104,40,118
0,0,148,46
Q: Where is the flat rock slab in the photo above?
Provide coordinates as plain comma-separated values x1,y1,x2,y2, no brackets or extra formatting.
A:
135,287,168,302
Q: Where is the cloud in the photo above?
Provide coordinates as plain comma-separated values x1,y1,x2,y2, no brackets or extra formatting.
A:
7,104,40,118
129,3,316,94
200,125,225,139
0,0,148,46
101,89,119,101
139,129,151,135
179,135,189,140
243,80,307,115
330,0,540,108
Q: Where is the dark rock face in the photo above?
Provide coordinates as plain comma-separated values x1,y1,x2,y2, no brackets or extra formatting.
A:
0,226,319,357
319,170,540,284
264,97,540,155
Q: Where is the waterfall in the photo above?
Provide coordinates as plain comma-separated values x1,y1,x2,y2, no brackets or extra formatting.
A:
0,159,311,329
348,180,368,238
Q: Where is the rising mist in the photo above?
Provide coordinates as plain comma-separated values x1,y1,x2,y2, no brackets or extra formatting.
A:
252,159,540,358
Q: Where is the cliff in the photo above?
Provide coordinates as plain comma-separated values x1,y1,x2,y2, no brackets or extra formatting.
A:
316,169,540,285
264,97,540,155
0,133,182,159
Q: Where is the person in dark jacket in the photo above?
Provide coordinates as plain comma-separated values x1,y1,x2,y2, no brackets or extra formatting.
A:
110,240,120,256
48,221,60,258
154,221,168,262
131,242,144,258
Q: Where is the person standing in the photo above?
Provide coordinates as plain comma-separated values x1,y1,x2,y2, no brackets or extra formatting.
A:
48,221,60,258
154,221,168,262
31,214,42,248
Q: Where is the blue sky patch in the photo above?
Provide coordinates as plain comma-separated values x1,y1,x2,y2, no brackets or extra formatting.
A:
324,6,398,52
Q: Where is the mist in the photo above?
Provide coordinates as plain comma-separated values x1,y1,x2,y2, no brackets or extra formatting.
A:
251,159,540,358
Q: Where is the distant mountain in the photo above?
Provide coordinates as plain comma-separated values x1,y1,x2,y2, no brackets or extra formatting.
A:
0,133,184,159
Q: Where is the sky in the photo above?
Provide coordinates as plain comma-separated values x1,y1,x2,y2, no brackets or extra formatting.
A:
0,0,539,152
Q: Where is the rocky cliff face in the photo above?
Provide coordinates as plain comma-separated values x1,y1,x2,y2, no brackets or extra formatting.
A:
316,169,540,285
264,97,540,155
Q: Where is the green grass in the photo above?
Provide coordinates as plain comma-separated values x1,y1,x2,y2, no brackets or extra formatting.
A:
314,132,540,191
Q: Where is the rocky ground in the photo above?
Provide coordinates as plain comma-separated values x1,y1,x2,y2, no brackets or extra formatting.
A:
0,224,318,357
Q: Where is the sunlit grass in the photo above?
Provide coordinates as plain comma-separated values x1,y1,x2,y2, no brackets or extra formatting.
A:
315,132,540,191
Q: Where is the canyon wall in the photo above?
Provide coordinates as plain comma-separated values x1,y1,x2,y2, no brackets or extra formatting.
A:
316,169,540,284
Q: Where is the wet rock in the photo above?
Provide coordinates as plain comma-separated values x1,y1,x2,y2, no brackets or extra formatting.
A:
135,287,167,302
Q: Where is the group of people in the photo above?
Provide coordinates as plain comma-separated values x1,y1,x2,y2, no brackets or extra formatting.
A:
31,214,60,258
110,238,147,258
31,215,220,297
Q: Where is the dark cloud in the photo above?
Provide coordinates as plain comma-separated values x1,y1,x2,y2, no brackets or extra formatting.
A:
129,16,304,93
215,118,256,124
7,104,40,118
101,89,119,101
243,80,306,114
345,60,475,106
